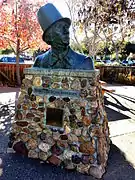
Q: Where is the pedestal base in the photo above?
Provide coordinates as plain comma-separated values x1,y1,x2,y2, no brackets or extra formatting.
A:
10,68,110,179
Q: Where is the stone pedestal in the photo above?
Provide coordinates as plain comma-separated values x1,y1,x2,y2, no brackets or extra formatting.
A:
10,68,110,179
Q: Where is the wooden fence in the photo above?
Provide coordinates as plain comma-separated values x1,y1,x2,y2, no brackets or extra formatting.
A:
97,66,135,85
0,63,32,86
0,63,135,86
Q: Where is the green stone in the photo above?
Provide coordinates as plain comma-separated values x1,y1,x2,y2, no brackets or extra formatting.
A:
28,87,33,96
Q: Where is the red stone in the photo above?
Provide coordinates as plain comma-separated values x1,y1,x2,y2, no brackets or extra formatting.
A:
60,134,68,140
51,144,63,156
13,141,28,156
79,142,95,155
82,116,91,126
16,121,28,127
26,113,35,119
15,111,23,120
57,140,68,148
81,108,85,116
30,108,37,111
48,155,61,166
17,104,21,109
32,103,38,108
22,128,30,134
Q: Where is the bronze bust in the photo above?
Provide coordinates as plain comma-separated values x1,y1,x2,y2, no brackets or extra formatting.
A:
33,3,95,70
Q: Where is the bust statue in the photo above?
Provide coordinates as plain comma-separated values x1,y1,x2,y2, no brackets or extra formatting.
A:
33,3,95,70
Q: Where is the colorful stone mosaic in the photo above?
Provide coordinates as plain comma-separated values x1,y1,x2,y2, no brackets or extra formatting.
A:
10,68,110,179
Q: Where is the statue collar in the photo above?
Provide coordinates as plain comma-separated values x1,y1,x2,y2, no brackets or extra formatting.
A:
48,47,73,68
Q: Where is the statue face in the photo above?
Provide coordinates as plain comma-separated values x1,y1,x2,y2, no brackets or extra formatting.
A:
46,21,70,48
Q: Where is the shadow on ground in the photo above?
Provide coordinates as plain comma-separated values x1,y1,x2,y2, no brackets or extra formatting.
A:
104,94,135,121
0,144,135,180
105,106,130,121
0,105,14,153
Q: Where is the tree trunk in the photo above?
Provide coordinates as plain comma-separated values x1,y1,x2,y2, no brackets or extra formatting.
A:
115,47,119,62
16,39,21,86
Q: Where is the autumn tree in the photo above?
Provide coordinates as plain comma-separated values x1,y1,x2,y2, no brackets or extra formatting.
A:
72,0,135,60
64,0,84,53
0,0,48,85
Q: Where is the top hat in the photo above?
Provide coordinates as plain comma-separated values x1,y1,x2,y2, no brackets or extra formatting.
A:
37,3,71,41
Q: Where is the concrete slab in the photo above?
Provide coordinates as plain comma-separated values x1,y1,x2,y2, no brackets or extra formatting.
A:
111,132,135,168
109,119,135,137
0,88,20,105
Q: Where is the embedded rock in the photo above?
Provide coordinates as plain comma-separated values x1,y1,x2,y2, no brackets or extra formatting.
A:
39,151,48,161
81,154,90,164
89,165,105,179
77,163,90,174
31,131,37,139
33,117,40,122
82,116,91,126
15,110,23,120
81,79,87,88
60,134,68,140
22,128,30,134
79,142,95,155
68,134,78,143
57,140,68,148
51,144,63,156
27,139,37,150
26,113,35,119
73,128,82,136
16,121,28,127
20,133,29,142
39,142,50,153
28,150,38,158
13,141,28,156
40,132,46,140
77,122,83,127
72,154,81,164
63,150,75,160
48,155,61,166
53,132,60,141
64,159,75,170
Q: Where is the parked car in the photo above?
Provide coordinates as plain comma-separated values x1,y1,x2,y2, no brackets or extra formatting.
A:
95,59,104,63
0,56,24,63
103,59,112,64
95,59,104,66
121,59,135,66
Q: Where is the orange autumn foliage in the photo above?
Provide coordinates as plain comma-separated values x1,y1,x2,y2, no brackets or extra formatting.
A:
0,0,49,53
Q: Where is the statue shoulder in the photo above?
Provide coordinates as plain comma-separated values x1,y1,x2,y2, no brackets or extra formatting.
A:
33,50,50,68
69,49,94,70
85,56,95,70
70,49,86,59
85,55,93,61
36,50,50,61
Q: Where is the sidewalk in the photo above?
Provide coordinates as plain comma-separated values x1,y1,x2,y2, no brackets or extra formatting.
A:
105,84,135,169
0,85,135,180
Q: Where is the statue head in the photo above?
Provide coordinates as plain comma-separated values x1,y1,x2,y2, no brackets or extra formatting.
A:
37,3,71,49
44,21,70,48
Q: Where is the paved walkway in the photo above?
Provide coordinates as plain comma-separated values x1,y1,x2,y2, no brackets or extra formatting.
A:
0,85,135,180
